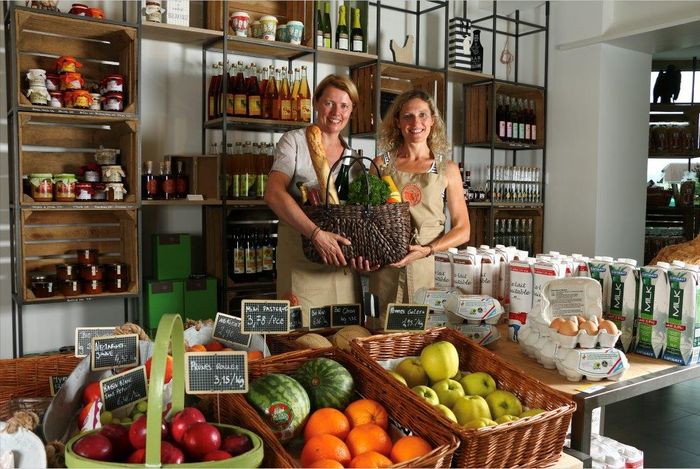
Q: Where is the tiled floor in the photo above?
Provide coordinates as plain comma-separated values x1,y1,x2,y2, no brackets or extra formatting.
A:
604,378,700,468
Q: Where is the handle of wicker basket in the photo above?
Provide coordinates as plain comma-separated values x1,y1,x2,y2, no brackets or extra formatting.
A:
324,154,382,214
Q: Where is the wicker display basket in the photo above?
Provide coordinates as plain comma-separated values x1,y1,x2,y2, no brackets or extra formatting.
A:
0,352,81,420
216,347,459,468
351,327,576,468
302,156,411,267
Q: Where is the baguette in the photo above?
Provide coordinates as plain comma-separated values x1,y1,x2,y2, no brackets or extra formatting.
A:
305,124,340,204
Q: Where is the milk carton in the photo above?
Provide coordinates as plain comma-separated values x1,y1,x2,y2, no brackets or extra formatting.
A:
479,249,500,298
495,245,515,311
606,259,639,352
588,256,614,314
572,254,590,277
508,257,534,342
452,247,480,294
634,262,670,359
433,250,453,288
661,262,700,365
532,257,565,307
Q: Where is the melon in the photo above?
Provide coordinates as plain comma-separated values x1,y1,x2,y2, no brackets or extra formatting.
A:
245,373,310,442
295,333,332,349
330,325,372,352
295,358,355,410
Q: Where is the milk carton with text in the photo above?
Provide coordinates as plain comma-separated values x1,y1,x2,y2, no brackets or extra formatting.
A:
433,250,453,288
588,256,614,314
634,262,670,359
479,249,500,298
662,262,700,365
508,258,534,342
452,247,480,294
606,259,639,352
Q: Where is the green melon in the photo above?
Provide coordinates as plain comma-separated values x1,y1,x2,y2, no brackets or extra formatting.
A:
245,373,310,442
295,358,355,410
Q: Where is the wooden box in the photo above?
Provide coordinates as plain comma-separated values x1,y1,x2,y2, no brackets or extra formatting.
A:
167,154,220,200
351,63,446,135
465,206,543,254
20,209,139,301
464,82,545,147
18,113,139,204
14,9,138,114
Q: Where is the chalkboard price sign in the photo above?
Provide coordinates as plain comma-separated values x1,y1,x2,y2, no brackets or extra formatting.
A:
331,304,362,328
100,366,148,412
49,376,68,396
213,313,251,347
75,327,115,357
384,303,429,332
91,334,139,371
241,300,290,334
185,351,248,394
289,306,303,331
309,306,331,330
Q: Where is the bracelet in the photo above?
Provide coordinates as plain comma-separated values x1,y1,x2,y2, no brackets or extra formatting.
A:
309,226,321,242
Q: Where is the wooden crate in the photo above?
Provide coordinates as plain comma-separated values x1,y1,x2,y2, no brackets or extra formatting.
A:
18,113,139,204
14,9,138,113
167,154,220,200
464,206,543,254
206,0,314,45
351,62,446,134
20,209,139,301
464,82,545,146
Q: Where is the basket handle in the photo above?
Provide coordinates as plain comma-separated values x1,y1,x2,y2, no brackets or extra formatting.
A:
146,314,185,467
324,152,382,212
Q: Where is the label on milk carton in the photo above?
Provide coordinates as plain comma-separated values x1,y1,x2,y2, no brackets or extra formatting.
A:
453,251,478,294
532,260,564,307
479,251,499,298
635,266,669,359
588,260,613,314
508,259,534,342
662,267,700,365
607,263,639,353
434,252,452,288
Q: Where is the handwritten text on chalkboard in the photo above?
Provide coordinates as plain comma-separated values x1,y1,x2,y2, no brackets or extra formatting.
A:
49,376,68,396
241,300,290,334
331,304,362,328
91,334,139,371
185,352,248,394
75,327,115,357
100,366,148,412
309,306,331,330
385,304,429,331
213,313,251,347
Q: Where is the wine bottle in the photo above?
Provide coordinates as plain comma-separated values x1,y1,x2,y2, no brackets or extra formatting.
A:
207,63,220,121
174,160,188,199
335,4,349,51
351,7,364,52
334,157,351,203
233,61,247,116
323,1,332,48
470,29,484,72
225,62,235,116
496,94,505,141
263,68,278,119
316,2,324,48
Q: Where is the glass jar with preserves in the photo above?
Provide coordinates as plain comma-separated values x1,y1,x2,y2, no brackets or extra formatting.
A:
101,165,125,182
89,93,101,110
62,280,82,297
62,90,74,108
29,173,53,202
60,72,84,91
80,264,104,281
75,182,94,200
26,68,46,87
45,73,60,91
87,7,104,18
82,280,104,295
56,263,79,281
68,3,88,16
72,89,92,109
93,183,107,201
32,280,56,298
49,91,63,108
100,74,124,93
106,183,127,201
105,263,128,280
102,92,123,112
26,86,50,105
76,248,98,265
106,277,128,293
55,56,82,73
94,147,118,166
53,173,77,202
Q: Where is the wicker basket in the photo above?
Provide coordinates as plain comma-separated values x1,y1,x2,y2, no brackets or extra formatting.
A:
302,156,412,266
0,353,81,420
351,328,576,468
266,327,337,355
216,347,459,468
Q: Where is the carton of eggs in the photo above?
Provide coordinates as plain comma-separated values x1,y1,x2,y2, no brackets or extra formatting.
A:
555,347,629,382
548,315,622,349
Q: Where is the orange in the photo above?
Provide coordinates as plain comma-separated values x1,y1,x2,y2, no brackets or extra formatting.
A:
304,408,351,441
390,435,433,464
188,344,206,352
307,459,344,468
344,399,389,430
301,434,352,467
345,423,392,457
247,350,264,361
348,451,393,468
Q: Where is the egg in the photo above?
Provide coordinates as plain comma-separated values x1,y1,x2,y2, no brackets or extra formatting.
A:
580,320,599,336
576,315,587,325
549,317,566,330
558,318,579,336
599,319,619,335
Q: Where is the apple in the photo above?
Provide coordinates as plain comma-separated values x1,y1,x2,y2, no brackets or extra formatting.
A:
73,434,113,461
82,381,102,404
100,423,131,459
387,370,408,386
459,371,497,397
420,341,459,383
495,415,520,424
128,415,168,450
182,422,222,460
520,408,546,418
203,450,234,461
435,404,458,423
411,385,440,406
462,417,498,429
160,441,185,464
431,379,465,408
485,390,523,419
394,358,428,388
170,407,207,444
222,434,253,456
451,395,492,426
127,448,145,464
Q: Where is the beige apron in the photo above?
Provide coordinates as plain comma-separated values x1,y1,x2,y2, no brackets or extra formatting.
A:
367,156,447,330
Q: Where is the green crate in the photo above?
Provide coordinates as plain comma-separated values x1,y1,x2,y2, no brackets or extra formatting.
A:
152,233,191,280
145,279,184,332
184,276,218,321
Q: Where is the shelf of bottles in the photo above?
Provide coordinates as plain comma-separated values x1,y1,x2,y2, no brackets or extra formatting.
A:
494,217,536,253
141,160,189,201
213,140,275,201
462,165,542,205
225,216,277,291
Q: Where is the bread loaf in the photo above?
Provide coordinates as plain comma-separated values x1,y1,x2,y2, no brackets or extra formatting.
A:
651,235,700,265
305,124,339,204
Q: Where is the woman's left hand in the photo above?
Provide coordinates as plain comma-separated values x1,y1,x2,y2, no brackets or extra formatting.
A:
389,244,431,268
350,256,381,272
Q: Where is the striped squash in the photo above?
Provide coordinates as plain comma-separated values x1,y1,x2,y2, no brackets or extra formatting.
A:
295,358,355,410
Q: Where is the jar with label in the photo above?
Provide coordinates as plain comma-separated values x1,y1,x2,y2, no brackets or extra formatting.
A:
27,86,50,105
62,90,74,108
72,89,92,109
32,279,56,298
106,183,127,201
89,93,101,110
81,264,104,281
26,68,46,87
55,56,82,73
100,74,124,93
60,72,84,91
105,263,128,280
53,173,77,202
61,280,82,297
77,248,98,265
87,7,104,18
93,182,107,200
29,173,53,202
95,147,118,165
107,277,128,293
81,166,100,182
83,280,104,295
75,182,94,200
56,263,80,281
45,73,60,91
68,3,88,15
102,92,123,112
49,91,63,108
101,165,125,182
143,1,164,22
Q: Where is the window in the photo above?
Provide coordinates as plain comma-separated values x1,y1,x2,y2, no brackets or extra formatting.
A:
649,71,698,104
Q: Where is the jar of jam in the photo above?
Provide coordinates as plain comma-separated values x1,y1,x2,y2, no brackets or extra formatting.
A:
55,56,82,73
62,280,82,297
81,264,104,281
77,248,98,265
82,280,104,295
106,183,127,201
45,73,60,91
56,263,79,281
53,173,77,202
95,147,118,165
102,92,123,112
72,89,92,109
26,68,46,87
29,173,53,202
105,263,128,280
49,91,63,108
75,182,94,200
101,165,125,183
106,277,128,293
26,86,50,105
60,72,84,91
93,183,107,201
89,93,101,110
87,7,104,18
100,74,124,93
32,280,56,298
62,90,74,108
68,4,88,16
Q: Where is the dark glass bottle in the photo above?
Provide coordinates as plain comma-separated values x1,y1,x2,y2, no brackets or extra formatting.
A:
142,160,159,200
316,2,324,48
505,96,512,141
207,63,220,121
232,229,246,282
160,161,176,200
470,30,484,72
496,94,506,141
174,160,188,199
244,230,257,281
334,157,351,203
323,1,332,48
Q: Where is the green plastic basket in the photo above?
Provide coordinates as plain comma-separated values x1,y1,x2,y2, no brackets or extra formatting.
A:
65,314,264,468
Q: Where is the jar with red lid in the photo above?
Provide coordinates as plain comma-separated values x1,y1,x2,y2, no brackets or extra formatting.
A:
45,73,60,91
75,182,94,200
106,277,128,293
72,89,92,109
93,183,107,201
29,174,53,202
81,264,104,281
76,248,98,265
69,3,88,16
60,72,84,91
105,263,129,280
62,280,82,297
101,74,124,94
49,91,62,108
87,7,104,18
56,263,80,281
32,280,56,298
83,280,104,295
102,92,123,112
55,56,82,73
62,90,74,108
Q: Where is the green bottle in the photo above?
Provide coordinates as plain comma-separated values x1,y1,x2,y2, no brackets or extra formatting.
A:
323,2,332,48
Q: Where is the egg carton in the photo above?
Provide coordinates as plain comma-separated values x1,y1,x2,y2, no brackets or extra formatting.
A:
444,292,504,325
446,323,501,347
553,347,629,382
550,320,621,349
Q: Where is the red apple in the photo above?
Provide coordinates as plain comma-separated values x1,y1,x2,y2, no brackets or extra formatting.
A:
145,355,173,384
127,448,145,464
82,381,102,404
169,407,206,444
203,450,233,461
222,434,252,456
128,415,168,450
73,434,113,461
182,422,221,460
160,441,185,464
99,423,131,459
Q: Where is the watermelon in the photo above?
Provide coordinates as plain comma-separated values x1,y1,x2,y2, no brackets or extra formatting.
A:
295,358,355,410
246,373,310,442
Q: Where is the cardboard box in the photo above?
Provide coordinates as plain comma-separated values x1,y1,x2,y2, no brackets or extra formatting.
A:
184,276,218,321
152,233,191,280
145,280,184,332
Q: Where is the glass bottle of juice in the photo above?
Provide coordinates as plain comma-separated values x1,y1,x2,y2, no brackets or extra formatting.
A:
279,66,292,121
247,64,261,118
299,65,312,122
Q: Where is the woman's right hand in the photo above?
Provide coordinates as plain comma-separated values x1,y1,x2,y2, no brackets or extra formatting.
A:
312,230,351,267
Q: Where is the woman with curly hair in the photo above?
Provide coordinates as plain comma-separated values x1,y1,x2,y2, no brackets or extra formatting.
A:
367,89,470,325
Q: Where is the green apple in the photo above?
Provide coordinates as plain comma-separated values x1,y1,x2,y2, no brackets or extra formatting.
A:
395,358,429,388
459,371,497,397
462,417,498,429
435,404,458,423
387,370,408,386
420,341,459,383
451,395,492,425
411,385,440,406
485,390,523,419
495,415,520,424
431,379,465,408
520,408,546,418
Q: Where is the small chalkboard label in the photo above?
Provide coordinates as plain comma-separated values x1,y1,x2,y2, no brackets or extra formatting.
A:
289,306,303,331
241,300,290,334
75,327,115,357
49,376,68,396
331,304,362,328
91,334,139,371
100,366,148,412
309,306,331,330
384,303,430,332
185,352,248,394
213,313,251,347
